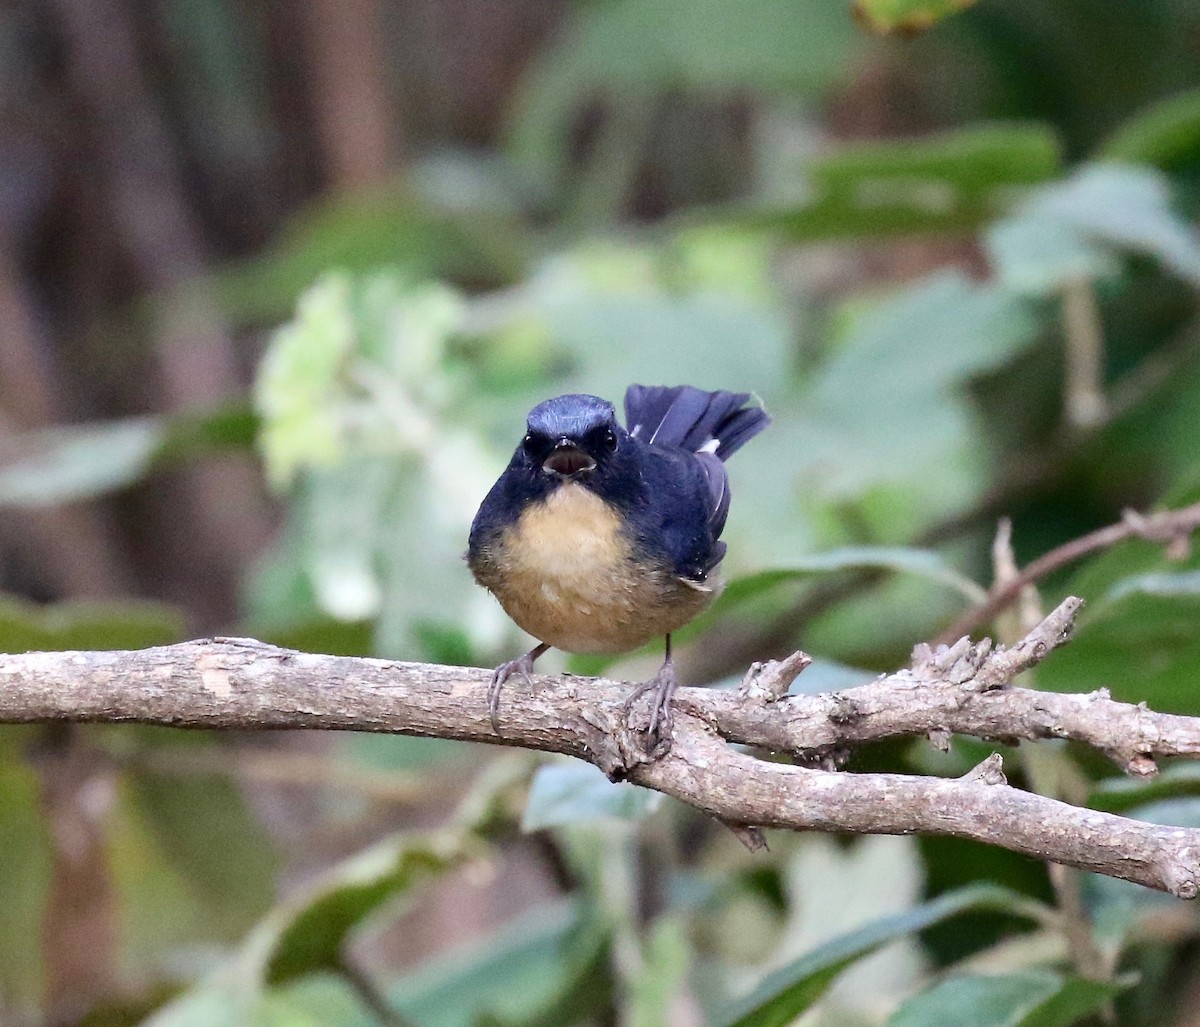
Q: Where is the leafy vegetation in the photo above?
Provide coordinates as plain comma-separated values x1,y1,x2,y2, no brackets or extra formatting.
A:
2,1,1200,1024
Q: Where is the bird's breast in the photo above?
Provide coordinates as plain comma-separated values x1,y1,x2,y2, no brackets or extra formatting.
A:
472,482,715,653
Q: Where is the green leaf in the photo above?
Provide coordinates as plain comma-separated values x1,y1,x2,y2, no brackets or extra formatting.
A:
252,272,502,657
125,760,281,940
145,831,463,1026
1037,568,1200,713
107,769,273,980
0,418,161,507
720,884,1045,1027
985,215,1122,296
508,0,861,172
996,163,1200,289
1100,88,1200,173
141,989,253,1027
1091,763,1200,814
535,240,792,401
1101,568,1200,604
1036,482,1200,715
0,593,184,652
799,272,1040,507
741,125,1062,242
853,0,979,35
888,970,1127,1027
522,760,662,831
785,659,873,696
383,901,611,1027
263,833,463,984
719,547,986,608
629,917,691,1027
1083,797,1200,944
0,406,257,508
254,273,472,490
209,185,525,325
0,747,51,1012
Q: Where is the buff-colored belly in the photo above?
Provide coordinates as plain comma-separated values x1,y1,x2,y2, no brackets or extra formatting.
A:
474,483,716,653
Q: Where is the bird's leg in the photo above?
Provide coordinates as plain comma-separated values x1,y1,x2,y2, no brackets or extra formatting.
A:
488,642,550,734
623,635,678,740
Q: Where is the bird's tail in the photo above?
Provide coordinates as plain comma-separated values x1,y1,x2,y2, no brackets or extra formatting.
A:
623,385,769,460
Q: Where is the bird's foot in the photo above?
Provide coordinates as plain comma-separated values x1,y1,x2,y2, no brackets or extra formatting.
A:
488,643,548,734
622,658,678,745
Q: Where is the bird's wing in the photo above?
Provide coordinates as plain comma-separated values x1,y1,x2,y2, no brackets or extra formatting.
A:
624,385,769,459
694,450,731,540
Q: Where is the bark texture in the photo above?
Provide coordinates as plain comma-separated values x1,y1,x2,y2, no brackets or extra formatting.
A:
3,598,1200,897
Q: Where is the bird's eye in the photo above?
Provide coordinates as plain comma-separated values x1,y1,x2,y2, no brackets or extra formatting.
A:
602,429,617,452
522,433,537,454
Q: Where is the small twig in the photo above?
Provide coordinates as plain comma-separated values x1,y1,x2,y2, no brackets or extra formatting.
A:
737,650,813,702
1062,277,1108,431
993,518,1108,990
334,954,415,1027
937,501,1200,646
991,516,1043,639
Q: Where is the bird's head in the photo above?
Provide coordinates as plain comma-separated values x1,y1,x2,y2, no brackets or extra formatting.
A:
520,393,623,480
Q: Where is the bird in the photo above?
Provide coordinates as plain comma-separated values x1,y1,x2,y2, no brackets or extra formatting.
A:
467,384,770,738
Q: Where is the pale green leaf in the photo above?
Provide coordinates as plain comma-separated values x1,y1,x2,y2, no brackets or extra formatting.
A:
382,901,609,1027
722,547,986,606
888,970,1126,1027
1083,797,1200,945
720,884,1046,1027
0,407,256,508
0,418,162,507
786,659,873,696
1003,163,1200,288
800,272,1040,504
985,216,1121,295
1091,763,1200,814
1104,568,1200,604
522,760,661,831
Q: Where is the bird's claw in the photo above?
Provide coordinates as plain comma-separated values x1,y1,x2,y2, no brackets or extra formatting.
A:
623,659,678,745
488,650,540,734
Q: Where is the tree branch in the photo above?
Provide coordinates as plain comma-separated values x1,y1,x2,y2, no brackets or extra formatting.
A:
4,598,1200,897
937,501,1200,646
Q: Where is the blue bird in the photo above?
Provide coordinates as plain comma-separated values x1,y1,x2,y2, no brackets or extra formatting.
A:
468,384,770,737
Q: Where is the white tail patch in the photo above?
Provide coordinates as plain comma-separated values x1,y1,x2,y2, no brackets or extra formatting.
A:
697,438,720,454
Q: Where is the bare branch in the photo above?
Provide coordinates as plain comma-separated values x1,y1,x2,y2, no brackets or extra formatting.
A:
939,501,1200,645
4,601,1200,897
702,599,1199,777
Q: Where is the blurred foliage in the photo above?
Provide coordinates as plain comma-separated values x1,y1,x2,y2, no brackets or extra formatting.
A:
740,123,1062,240
3,0,1200,1025
852,0,981,36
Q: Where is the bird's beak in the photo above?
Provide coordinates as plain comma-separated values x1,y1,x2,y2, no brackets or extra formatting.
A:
542,438,596,476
